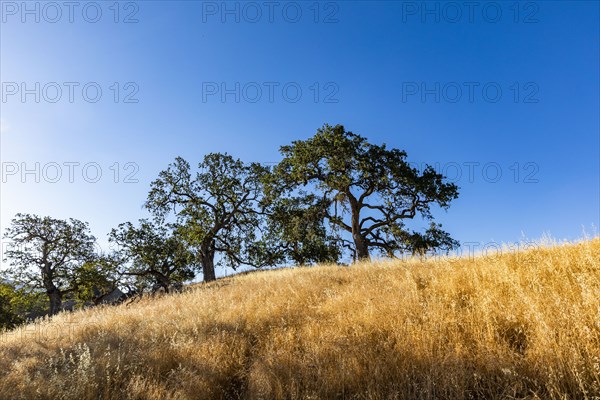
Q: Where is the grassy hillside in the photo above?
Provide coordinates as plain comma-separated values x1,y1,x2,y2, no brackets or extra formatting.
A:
1,239,599,399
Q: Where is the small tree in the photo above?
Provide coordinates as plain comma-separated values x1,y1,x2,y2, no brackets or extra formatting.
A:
2,214,97,315
71,256,122,306
108,220,196,293
146,153,273,282
272,124,459,261
0,281,24,330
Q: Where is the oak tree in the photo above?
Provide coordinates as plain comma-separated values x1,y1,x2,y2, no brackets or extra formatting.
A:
2,214,97,315
272,124,459,261
260,192,341,266
146,153,272,281
108,220,196,292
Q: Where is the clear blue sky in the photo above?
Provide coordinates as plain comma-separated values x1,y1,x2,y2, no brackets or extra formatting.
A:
1,1,598,274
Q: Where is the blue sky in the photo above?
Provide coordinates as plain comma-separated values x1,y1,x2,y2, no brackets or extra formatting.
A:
1,1,598,274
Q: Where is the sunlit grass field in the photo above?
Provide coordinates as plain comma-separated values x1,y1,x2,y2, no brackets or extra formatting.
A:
1,238,599,399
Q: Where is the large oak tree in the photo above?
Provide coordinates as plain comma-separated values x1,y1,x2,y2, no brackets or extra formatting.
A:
146,153,273,282
271,124,459,260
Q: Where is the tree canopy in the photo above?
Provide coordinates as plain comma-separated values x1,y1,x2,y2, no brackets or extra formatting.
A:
260,193,341,266
145,153,274,281
271,124,459,260
0,281,24,330
2,214,97,315
109,220,197,293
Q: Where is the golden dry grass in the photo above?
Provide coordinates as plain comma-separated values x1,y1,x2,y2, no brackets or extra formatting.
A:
0,238,599,399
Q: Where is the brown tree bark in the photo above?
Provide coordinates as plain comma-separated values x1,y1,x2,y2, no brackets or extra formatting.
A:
353,232,370,261
42,262,63,315
202,256,216,282
47,287,62,315
348,191,371,261
201,240,217,282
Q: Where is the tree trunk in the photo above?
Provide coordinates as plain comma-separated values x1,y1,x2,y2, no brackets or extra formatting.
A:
353,233,370,261
154,272,171,293
47,288,62,316
158,278,170,293
202,255,216,282
42,266,62,315
348,192,370,261
201,240,217,282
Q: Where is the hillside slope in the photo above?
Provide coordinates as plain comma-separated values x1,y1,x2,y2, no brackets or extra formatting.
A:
1,239,599,399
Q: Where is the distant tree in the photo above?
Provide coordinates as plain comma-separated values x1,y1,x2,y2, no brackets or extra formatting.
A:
108,220,197,292
271,124,459,261
2,214,97,315
146,153,274,282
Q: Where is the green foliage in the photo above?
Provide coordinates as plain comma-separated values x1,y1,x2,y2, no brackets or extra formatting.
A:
145,153,275,281
0,282,23,330
2,214,97,315
0,279,47,330
71,256,121,306
260,193,341,266
271,124,459,260
109,220,197,292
